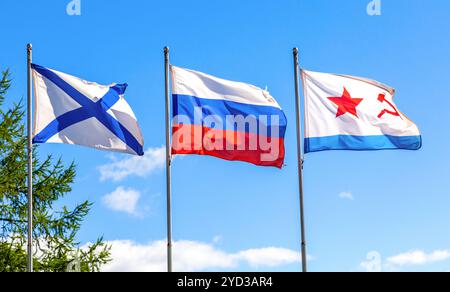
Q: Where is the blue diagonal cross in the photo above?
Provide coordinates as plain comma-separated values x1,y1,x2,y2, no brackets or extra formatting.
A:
32,64,144,156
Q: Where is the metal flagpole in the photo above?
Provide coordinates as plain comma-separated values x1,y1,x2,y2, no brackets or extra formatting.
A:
293,48,307,272
26,43,33,273
164,46,173,272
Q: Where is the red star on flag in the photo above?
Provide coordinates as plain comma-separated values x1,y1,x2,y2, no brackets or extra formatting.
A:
328,87,364,118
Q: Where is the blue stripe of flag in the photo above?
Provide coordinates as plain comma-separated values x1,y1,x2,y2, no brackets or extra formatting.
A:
172,94,287,138
305,134,422,153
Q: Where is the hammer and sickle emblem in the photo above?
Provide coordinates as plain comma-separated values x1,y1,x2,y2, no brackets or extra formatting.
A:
377,93,403,119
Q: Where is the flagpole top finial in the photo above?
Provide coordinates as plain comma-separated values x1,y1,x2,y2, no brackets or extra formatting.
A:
27,44,32,50
293,48,299,55
164,46,170,53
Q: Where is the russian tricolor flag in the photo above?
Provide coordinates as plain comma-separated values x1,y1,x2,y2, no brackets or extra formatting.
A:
171,66,287,168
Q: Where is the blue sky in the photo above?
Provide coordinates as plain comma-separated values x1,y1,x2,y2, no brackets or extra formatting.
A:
1,0,450,272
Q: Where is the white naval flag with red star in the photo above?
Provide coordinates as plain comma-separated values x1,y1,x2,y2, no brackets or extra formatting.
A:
301,70,422,153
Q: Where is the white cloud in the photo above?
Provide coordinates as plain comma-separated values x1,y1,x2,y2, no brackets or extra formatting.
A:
98,146,165,182
387,250,450,267
101,239,302,272
338,192,354,200
236,247,301,268
102,187,142,216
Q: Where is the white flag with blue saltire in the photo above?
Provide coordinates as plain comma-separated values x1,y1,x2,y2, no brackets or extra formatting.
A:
31,64,144,156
